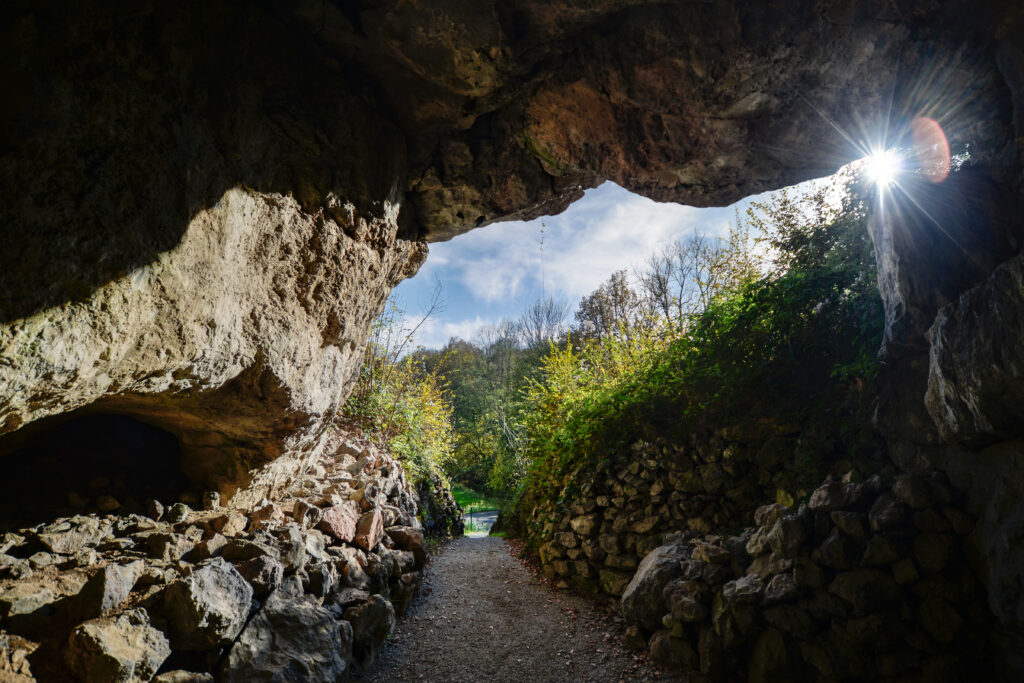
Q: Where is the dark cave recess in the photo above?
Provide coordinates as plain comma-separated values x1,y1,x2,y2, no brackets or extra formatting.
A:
0,414,188,530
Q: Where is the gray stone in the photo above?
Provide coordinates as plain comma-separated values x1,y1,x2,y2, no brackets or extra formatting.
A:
599,569,632,596
390,571,422,616
165,503,191,524
162,557,253,650
621,543,686,631
146,500,165,522
869,495,906,532
220,591,351,682
273,524,307,572
762,571,800,605
766,515,807,558
305,562,334,599
828,569,899,616
648,629,698,672
830,511,868,541
569,514,599,537
808,481,864,512
148,532,194,561
812,529,860,570
36,516,107,554
65,609,170,683
153,672,214,683
722,574,764,604
235,555,284,597
344,594,395,668
74,561,144,619
913,533,955,573
918,596,963,643
385,526,427,568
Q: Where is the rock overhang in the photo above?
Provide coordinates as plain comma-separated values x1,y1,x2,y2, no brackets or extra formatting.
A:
0,0,1022,501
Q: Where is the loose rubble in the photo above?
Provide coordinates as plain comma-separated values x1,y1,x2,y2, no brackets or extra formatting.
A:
0,431,462,681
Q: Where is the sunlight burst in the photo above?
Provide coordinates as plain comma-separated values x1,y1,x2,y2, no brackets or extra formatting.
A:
865,149,901,187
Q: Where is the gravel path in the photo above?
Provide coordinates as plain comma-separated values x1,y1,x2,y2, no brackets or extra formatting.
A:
354,535,669,682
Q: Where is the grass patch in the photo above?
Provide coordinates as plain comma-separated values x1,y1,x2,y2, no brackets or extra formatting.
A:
451,484,501,512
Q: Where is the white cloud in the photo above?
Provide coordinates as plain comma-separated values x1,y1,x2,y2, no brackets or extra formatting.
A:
407,315,499,351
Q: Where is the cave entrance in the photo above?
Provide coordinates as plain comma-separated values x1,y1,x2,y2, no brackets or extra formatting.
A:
0,414,188,529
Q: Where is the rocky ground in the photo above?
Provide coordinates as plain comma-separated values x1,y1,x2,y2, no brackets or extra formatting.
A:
355,535,670,682
0,429,461,681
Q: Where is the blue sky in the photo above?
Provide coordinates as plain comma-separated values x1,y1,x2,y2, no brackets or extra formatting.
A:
391,179,825,350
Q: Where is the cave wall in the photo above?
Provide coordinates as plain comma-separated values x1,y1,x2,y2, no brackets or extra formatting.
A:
2,5,1024,650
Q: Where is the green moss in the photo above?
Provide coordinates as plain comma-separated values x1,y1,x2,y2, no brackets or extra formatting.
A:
523,134,562,172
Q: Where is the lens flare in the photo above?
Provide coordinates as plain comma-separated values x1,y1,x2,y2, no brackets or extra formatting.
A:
911,117,951,183
865,149,901,187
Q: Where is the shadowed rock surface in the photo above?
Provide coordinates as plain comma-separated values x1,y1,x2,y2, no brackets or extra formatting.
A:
2,0,1024,679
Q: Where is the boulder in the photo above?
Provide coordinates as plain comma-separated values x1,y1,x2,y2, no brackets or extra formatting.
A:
162,557,253,650
621,543,687,631
318,502,361,544
165,503,191,524
355,509,384,552
343,594,395,668
808,481,864,512
273,525,307,572
249,502,286,530
390,572,422,616
211,512,248,537
766,515,808,558
293,500,324,530
0,582,59,635
648,629,698,672
73,561,144,619
599,570,632,597
220,591,351,682
385,526,427,568
812,529,860,571
235,555,284,597
65,609,170,683
569,514,599,537
828,569,899,616
36,517,107,554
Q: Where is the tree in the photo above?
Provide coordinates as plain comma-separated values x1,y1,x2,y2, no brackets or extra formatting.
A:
516,295,569,349
573,269,643,340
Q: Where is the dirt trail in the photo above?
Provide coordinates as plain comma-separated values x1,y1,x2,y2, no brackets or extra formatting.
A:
354,535,669,682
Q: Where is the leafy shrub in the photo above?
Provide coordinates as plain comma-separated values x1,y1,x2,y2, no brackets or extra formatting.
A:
512,173,884,527
343,302,454,483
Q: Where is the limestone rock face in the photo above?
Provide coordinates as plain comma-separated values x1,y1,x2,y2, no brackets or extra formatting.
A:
0,0,1020,509
0,188,424,503
925,250,1024,447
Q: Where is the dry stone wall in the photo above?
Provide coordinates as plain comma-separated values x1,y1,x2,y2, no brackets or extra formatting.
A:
522,426,862,596
619,471,991,681
0,429,460,681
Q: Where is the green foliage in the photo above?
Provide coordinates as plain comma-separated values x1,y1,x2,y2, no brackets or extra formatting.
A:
451,484,501,512
343,303,455,484
512,173,884,526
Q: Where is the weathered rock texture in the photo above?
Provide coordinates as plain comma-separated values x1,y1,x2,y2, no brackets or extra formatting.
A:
2,0,1024,677
0,430,460,681
617,471,992,681
2,0,1021,505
